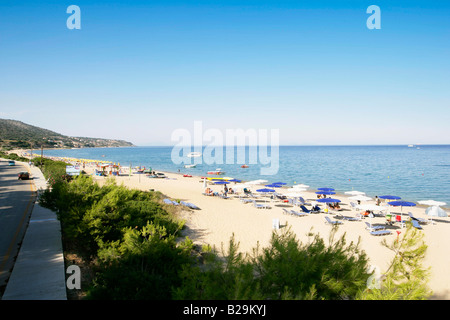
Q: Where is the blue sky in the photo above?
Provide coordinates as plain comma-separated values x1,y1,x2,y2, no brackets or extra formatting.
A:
1,1,449,145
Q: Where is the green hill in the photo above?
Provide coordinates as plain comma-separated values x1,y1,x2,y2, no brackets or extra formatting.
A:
0,118,134,150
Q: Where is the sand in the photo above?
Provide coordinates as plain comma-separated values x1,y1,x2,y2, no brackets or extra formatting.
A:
77,164,450,300
9,150,450,299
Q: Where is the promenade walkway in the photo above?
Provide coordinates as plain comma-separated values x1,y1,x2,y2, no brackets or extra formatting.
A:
2,162,66,300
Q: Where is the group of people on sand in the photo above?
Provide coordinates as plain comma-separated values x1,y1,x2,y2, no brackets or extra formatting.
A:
204,185,235,197
327,202,341,210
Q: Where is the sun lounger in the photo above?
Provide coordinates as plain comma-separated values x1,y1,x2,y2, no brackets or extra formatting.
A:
252,200,270,209
411,219,423,230
350,202,359,210
370,230,391,236
282,208,291,215
299,197,310,206
240,198,253,204
340,215,361,221
408,212,430,224
290,210,307,217
365,222,385,231
163,199,179,206
325,216,343,225
180,201,200,210
300,205,312,214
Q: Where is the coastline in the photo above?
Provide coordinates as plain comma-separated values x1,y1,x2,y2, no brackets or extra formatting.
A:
8,149,450,299
19,145,450,209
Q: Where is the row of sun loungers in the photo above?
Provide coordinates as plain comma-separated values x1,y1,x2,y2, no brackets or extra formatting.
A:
282,208,307,217
163,198,200,210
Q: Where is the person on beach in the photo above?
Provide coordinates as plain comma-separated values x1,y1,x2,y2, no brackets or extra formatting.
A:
375,196,381,205
224,185,228,197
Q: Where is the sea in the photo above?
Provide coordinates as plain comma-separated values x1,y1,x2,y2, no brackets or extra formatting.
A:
41,145,450,208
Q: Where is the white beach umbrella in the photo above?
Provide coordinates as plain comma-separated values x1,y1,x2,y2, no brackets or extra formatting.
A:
233,183,252,190
418,200,447,207
293,184,309,189
426,206,448,223
284,187,308,192
284,192,304,198
349,195,372,202
345,190,366,196
247,179,268,185
357,204,387,212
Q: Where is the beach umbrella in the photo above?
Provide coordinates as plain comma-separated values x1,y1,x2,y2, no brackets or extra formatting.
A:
247,179,268,185
316,191,336,195
293,184,309,188
345,190,366,196
273,182,287,185
318,188,335,191
388,201,416,227
356,204,387,212
265,183,282,188
214,181,229,185
284,192,304,198
227,179,242,183
317,198,341,203
256,188,275,193
348,195,372,202
388,201,416,207
317,198,341,213
233,183,251,189
256,188,276,203
285,187,307,192
418,200,447,207
426,206,448,223
379,195,401,200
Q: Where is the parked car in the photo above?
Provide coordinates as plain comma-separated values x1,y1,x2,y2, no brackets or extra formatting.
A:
18,171,30,180
8,160,15,166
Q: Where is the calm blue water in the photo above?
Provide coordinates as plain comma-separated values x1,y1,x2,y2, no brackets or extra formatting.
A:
41,145,450,208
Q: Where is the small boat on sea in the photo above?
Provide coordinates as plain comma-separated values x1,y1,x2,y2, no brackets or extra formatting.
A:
241,164,249,168
184,164,196,168
207,168,225,175
187,152,202,158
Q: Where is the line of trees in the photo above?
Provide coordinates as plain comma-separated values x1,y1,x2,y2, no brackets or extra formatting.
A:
36,159,432,300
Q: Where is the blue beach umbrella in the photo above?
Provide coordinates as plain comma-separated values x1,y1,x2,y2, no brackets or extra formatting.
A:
387,201,416,207
256,188,276,203
265,183,282,188
316,191,336,195
317,198,341,212
379,195,401,200
273,182,287,185
228,179,242,183
387,201,416,226
257,188,276,193
214,181,229,185
318,188,335,191
317,198,341,203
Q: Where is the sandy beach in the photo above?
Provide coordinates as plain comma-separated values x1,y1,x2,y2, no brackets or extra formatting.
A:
10,150,450,299
69,162,449,300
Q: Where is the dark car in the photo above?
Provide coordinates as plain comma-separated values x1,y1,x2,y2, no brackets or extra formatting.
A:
18,171,30,180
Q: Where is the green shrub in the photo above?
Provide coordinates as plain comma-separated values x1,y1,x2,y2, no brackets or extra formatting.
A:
87,222,194,300
174,227,371,300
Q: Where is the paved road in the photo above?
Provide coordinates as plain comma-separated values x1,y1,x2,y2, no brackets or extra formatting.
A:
0,160,36,295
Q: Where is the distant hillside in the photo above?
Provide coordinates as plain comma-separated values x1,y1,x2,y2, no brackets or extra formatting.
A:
0,119,135,150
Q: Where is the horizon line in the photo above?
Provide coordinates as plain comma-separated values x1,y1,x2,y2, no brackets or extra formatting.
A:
128,143,450,147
